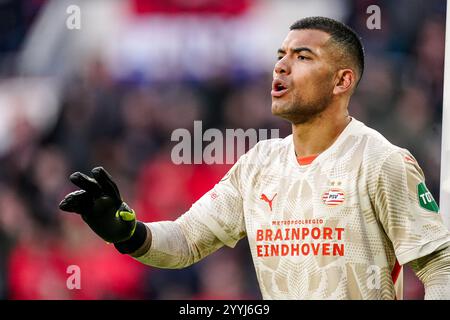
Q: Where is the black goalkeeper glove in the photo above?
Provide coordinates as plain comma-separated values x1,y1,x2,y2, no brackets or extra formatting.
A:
59,166,137,243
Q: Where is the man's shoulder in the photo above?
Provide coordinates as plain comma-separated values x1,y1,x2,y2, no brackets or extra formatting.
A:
238,135,292,169
253,135,292,149
249,135,292,157
352,119,393,147
351,119,415,167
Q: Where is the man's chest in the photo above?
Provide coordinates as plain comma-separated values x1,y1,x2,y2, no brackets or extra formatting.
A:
245,167,363,220
242,166,374,258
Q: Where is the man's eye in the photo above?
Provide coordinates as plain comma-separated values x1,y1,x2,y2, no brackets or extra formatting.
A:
277,56,283,61
298,55,308,60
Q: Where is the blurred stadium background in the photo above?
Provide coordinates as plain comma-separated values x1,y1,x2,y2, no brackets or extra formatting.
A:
0,0,446,299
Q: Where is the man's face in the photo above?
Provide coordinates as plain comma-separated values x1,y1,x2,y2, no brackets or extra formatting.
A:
271,29,337,124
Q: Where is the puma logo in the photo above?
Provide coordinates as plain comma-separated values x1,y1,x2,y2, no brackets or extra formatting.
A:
260,193,277,211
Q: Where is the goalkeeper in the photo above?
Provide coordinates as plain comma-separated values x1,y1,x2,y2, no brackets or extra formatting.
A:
59,17,450,299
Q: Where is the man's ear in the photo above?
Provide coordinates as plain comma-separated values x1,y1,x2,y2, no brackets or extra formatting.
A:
333,69,355,95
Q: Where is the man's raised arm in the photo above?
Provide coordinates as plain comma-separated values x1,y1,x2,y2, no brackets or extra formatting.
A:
59,158,247,269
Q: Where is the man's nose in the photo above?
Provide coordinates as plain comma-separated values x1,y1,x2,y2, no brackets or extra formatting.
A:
274,58,290,75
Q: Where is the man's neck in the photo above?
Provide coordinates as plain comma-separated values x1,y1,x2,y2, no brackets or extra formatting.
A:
291,106,351,158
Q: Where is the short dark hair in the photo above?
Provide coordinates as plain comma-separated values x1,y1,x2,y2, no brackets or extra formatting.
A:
290,16,365,85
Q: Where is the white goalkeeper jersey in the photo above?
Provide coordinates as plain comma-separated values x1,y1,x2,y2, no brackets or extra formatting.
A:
137,117,450,300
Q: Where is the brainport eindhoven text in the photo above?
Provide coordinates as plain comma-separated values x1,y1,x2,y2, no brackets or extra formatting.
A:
255,226,345,257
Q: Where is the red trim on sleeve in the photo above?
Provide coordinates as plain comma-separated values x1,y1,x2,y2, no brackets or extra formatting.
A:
391,260,402,284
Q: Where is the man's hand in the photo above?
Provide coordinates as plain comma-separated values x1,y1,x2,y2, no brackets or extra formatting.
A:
59,166,136,243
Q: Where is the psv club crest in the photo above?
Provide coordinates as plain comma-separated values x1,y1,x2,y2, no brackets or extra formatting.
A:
322,188,345,207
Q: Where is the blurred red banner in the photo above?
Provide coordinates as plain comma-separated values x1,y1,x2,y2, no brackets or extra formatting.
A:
131,0,251,16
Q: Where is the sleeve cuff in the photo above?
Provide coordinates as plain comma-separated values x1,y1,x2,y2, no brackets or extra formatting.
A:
114,221,149,255
397,236,450,265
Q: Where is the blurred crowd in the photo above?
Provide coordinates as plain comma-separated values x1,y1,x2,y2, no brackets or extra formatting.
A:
0,0,446,299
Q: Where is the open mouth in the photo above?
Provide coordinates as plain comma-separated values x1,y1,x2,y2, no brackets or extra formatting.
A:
271,79,288,97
